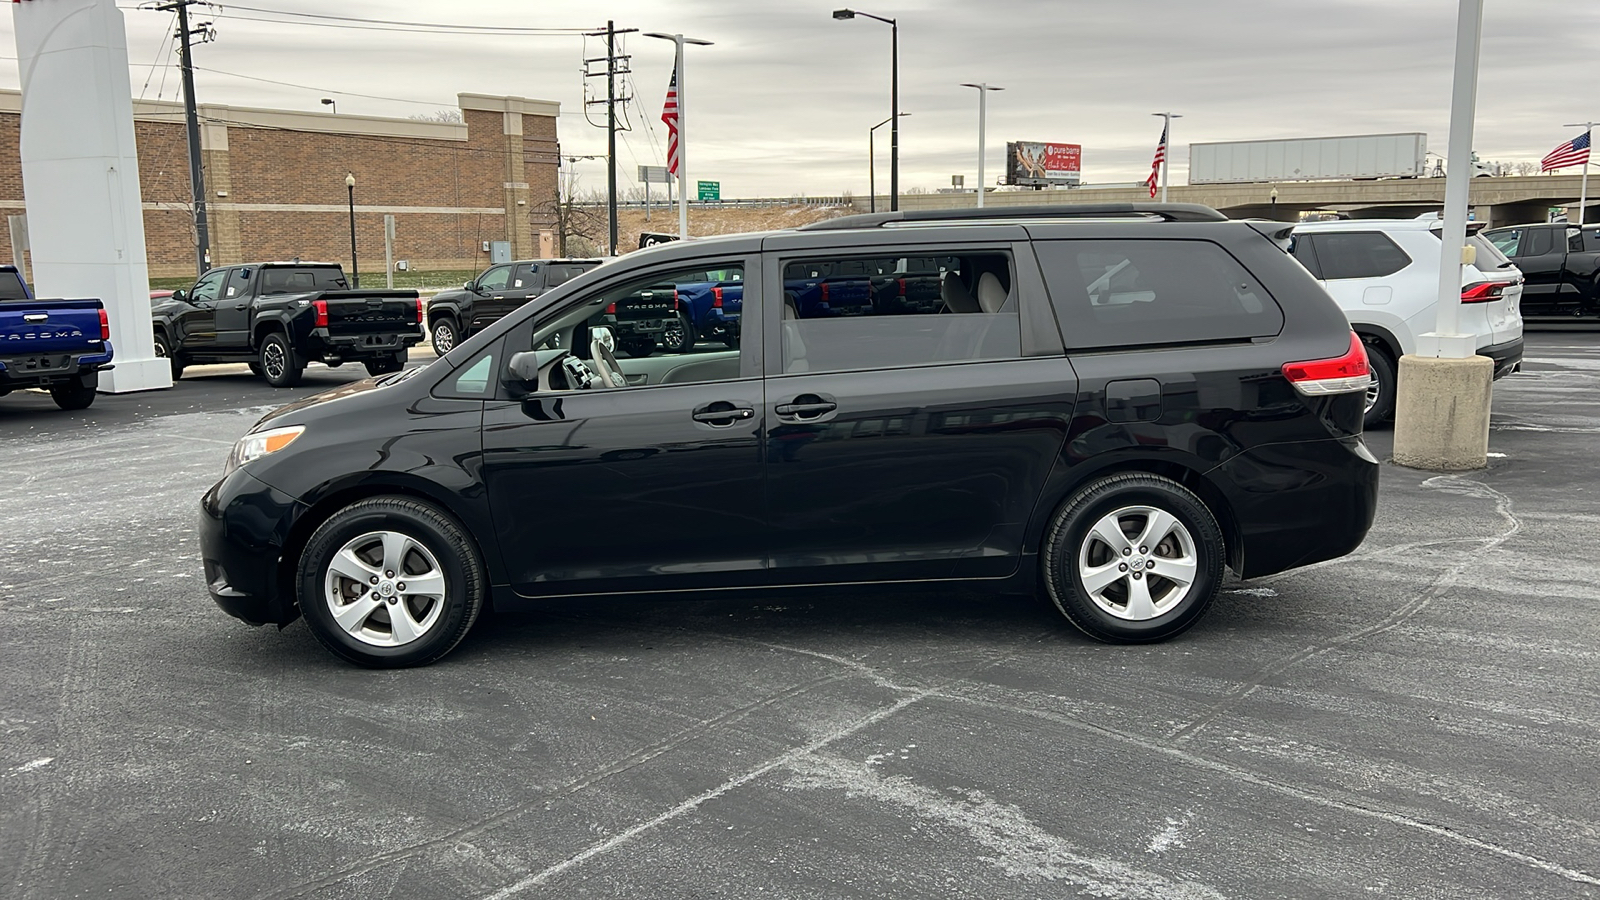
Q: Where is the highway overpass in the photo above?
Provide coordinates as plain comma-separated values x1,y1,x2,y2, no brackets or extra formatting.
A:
878,173,1594,226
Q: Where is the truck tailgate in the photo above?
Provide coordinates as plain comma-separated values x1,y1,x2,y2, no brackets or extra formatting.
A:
0,299,105,355
321,291,421,336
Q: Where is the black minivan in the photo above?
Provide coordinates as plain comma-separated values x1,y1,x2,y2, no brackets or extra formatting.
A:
201,204,1379,667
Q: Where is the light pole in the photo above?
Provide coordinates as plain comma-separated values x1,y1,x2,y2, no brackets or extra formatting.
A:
643,32,713,240
1393,0,1492,472
1562,120,1594,225
960,83,1003,208
321,97,336,115
345,172,359,288
869,112,909,213
1150,111,1182,202
834,9,898,211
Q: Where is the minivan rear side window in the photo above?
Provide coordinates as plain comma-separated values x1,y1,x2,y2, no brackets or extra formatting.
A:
778,251,1020,375
1035,239,1283,350
1304,232,1411,280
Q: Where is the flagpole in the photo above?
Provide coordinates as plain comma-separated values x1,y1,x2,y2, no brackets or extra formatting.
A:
1564,121,1595,226
1151,111,1182,203
645,33,713,240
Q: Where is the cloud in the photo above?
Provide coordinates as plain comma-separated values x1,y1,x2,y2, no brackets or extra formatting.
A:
1,0,1596,196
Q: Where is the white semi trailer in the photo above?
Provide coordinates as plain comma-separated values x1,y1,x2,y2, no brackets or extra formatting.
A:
1188,133,1428,185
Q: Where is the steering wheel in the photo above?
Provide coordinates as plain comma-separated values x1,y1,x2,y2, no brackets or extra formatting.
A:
589,336,627,389
559,354,598,390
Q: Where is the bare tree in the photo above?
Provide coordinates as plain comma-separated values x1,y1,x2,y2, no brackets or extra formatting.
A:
533,167,606,257
408,109,464,123
1515,160,1539,176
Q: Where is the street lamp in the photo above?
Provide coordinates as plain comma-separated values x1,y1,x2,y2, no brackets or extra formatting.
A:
643,32,714,240
834,8,898,211
321,97,336,115
869,112,909,213
960,83,1003,208
345,172,359,288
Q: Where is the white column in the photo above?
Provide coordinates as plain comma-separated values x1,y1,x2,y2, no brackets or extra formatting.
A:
13,0,170,392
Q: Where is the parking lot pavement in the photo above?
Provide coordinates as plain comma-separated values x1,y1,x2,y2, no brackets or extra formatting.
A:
2,332,1598,899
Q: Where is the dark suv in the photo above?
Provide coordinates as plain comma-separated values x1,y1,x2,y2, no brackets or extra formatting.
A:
425,258,601,355
200,204,1379,668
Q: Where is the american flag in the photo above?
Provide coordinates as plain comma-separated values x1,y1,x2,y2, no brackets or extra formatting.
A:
1541,131,1591,172
1147,122,1168,199
661,65,680,176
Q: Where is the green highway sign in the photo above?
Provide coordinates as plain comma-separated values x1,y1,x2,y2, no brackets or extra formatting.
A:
697,180,720,201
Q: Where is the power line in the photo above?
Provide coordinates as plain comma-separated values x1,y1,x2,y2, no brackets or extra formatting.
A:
214,3,594,33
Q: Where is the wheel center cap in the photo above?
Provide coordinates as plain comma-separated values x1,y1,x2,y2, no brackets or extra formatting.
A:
379,581,395,596
1130,558,1146,572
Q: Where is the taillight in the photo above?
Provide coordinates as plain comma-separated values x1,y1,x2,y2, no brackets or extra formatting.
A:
821,282,831,302
1282,332,1371,396
673,289,680,312
605,302,616,315
1460,282,1504,303
98,309,109,341
415,297,424,324
312,299,329,327
712,286,723,308
898,277,907,296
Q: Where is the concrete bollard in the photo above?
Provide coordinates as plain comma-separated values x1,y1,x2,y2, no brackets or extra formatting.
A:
1391,354,1494,471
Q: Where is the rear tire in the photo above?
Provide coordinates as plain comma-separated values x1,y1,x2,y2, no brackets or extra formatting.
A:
620,338,656,359
50,376,97,410
297,496,486,668
1362,340,1397,429
430,316,458,356
662,312,695,354
1041,473,1224,643
258,332,303,387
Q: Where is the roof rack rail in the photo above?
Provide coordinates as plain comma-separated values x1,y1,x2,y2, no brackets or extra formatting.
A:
798,203,1228,231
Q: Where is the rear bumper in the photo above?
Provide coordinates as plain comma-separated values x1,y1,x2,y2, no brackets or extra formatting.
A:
199,467,306,626
0,343,112,389
1478,336,1524,379
311,329,421,359
1214,436,1381,580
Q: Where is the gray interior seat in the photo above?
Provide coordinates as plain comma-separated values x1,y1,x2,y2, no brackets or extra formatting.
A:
941,272,980,313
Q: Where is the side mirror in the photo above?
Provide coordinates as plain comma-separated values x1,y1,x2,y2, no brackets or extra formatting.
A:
463,281,475,292
172,289,188,303
505,351,541,395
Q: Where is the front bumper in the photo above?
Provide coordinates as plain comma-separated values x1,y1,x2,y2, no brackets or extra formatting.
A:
199,467,307,626
1478,336,1524,379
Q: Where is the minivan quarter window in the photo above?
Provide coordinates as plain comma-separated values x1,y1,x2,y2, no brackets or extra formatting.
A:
777,251,1021,375
1035,239,1283,350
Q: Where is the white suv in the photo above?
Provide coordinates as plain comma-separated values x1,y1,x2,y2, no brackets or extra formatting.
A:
1290,218,1524,427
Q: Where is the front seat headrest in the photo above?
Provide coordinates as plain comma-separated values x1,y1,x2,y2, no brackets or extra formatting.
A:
976,272,1007,314
941,272,979,313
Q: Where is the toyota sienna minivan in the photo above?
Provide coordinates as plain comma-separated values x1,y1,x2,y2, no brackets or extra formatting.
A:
201,204,1379,667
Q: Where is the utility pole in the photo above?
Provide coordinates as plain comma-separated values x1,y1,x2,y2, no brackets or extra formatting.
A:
585,22,636,256
155,1,214,277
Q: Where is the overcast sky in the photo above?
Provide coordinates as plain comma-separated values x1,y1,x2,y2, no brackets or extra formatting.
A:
4,1,1599,198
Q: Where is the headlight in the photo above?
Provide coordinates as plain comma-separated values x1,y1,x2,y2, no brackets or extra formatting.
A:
224,425,305,476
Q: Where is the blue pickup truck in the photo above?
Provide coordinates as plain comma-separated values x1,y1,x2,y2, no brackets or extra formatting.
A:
0,266,114,410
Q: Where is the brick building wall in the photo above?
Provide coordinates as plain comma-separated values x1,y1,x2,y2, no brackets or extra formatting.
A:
0,91,560,279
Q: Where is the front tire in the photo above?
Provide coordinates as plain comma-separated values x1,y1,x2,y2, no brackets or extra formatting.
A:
153,332,184,380
50,377,97,410
259,332,303,387
430,317,458,356
1362,341,1397,429
1041,473,1224,643
297,497,486,668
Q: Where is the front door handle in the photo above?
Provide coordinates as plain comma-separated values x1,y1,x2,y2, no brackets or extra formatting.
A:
692,401,755,427
775,394,837,420
232,304,249,310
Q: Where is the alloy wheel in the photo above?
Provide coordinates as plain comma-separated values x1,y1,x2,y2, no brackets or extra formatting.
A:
1076,505,1198,621
263,342,287,380
323,530,447,647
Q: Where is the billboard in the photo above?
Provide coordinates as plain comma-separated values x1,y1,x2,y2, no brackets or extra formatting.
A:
1005,142,1082,186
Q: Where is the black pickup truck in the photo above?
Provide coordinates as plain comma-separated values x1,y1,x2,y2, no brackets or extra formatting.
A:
1483,222,1600,319
151,262,423,386
425,258,601,355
